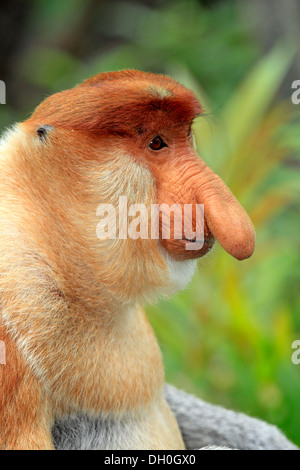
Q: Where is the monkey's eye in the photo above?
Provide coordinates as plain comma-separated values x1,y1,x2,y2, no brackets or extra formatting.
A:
149,136,167,151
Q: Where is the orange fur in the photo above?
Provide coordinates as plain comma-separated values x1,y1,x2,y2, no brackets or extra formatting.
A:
0,325,53,449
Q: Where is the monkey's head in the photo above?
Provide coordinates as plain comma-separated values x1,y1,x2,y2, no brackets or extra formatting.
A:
15,70,255,302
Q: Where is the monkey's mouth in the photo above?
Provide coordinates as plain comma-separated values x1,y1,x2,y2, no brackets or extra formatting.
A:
181,217,215,256
160,222,215,261
181,231,215,256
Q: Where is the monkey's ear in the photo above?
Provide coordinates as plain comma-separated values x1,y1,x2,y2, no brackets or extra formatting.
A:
36,125,54,141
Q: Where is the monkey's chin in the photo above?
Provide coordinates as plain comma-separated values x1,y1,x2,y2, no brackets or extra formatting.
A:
158,246,199,296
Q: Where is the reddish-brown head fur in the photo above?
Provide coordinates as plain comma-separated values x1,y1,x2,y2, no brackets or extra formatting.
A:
30,70,201,136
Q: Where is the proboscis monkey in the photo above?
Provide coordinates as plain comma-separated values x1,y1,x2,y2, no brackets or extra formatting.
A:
0,70,255,450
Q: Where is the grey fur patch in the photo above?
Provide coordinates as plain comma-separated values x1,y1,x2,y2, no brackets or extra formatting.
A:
52,384,298,450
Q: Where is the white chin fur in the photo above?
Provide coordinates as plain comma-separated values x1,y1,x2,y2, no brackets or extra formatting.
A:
159,247,197,297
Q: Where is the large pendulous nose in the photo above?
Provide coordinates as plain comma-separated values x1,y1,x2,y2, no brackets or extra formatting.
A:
191,157,255,261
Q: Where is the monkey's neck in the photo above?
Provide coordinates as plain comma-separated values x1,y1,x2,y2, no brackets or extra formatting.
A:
2,253,165,416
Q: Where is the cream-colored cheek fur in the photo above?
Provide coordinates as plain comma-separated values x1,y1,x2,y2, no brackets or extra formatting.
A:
88,151,197,304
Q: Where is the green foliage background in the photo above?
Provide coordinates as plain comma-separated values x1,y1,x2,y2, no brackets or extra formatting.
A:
1,0,300,445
